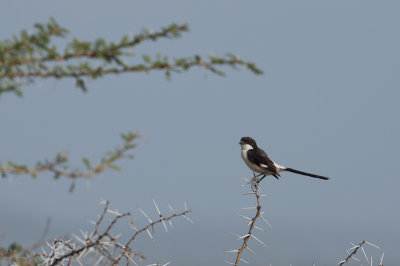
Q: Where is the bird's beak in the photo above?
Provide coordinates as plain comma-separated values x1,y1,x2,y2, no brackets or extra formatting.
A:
239,140,243,145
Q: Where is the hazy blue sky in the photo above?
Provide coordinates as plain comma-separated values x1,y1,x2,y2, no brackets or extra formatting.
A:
1,1,399,265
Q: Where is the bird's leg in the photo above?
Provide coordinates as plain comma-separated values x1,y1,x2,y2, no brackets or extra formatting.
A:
250,172,263,184
257,175,266,183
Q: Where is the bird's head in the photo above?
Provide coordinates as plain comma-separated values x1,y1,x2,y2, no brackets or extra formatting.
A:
239,137,257,148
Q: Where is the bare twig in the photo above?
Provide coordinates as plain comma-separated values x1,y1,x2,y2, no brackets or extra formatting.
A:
230,179,267,266
338,240,384,266
35,200,192,266
339,240,366,265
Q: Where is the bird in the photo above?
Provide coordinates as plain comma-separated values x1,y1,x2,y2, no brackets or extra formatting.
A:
239,136,329,182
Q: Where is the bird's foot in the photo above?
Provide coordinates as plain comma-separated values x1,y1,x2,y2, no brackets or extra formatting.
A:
248,174,264,189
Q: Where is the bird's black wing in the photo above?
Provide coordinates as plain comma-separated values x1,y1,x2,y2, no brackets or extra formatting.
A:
247,147,279,176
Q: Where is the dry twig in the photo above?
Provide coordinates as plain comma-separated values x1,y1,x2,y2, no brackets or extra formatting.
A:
226,178,270,266
35,200,192,266
338,240,384,266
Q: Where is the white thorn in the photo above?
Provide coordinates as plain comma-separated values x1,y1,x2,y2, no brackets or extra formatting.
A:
79,229,88,239
259,214,272,228
168,204,175,214
145,228,153,240
182,214,194,224
365,241,381,249
254,225,265,231
360,246,369,262
246,246,256,256
129,223,139,232
241,207,257,210
229,232,241,238
224,261,235,265
41,246,47,256
107,208,123,217
138,208,153,223
168,219,174,229
94,255,104,266
240,258,249,264
153,199,168,232
236,213,252,221
237,234,250,240
72,233,86,245
153,199,161,215
251,234,268,248
225,249,239,253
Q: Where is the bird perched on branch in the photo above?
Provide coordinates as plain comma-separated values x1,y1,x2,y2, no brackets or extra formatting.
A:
239,137,329,183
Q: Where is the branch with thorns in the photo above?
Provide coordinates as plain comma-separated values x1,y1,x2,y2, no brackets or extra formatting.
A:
36,200,192,266
226,176,271,266
338,240,384,266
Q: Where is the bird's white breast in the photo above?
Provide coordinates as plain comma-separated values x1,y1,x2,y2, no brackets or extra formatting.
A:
241,144,266,173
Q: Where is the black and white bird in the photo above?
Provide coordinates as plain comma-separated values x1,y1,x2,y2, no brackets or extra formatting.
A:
240,137,329,182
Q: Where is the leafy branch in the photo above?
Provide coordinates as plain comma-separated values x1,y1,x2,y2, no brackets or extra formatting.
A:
0,132,138,185
0,18,263,96
0,242,40,266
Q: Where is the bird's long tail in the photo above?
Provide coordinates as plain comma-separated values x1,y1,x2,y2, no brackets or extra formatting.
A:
285,168,329,180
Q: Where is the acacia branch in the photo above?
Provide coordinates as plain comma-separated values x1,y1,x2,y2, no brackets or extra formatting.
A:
36,200,192,266
233,182,262,266
0,131,138,183
0,19,263,96
338,240,384,266
1,57,257,79
1,24,189,66
339,240,366,265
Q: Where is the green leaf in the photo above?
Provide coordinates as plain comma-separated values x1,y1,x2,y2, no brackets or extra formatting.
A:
142,54,152,64
69,181,76,193
8,242,22,253
110,164,121,172
54,172,61,179
7,162,27,170
82,157,92,170
247,63,263,75
75,78,87,92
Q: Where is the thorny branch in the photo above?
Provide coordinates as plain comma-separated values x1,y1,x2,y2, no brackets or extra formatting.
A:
339,240,366,266
36,200,192,266
227,178,270,266
338,240,384,266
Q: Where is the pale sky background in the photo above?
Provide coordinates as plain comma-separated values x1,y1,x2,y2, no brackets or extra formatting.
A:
1,1,399,265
